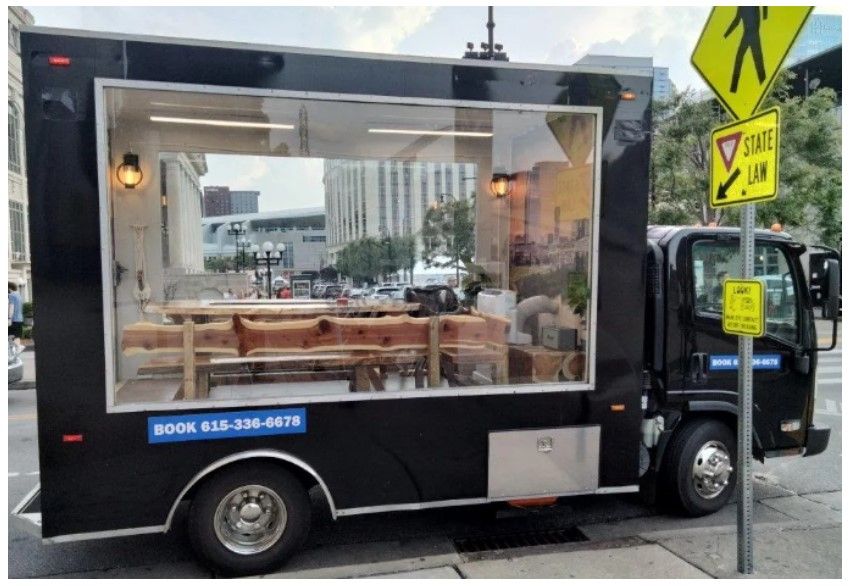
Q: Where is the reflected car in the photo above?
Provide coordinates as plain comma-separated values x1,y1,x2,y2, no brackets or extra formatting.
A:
8,337,24,384
371,286,401,300
322,285,344,299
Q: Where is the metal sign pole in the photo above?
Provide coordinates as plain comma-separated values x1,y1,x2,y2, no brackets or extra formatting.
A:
737,203,755,574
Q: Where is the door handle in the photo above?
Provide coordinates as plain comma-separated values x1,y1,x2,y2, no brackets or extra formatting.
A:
690,352,709,383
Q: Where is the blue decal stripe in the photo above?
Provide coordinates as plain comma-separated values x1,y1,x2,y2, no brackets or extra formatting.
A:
148,408,306,444
708,354,782,371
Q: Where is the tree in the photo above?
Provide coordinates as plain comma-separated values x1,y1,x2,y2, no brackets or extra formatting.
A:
650,69,841,248
421,197,476,281
319,265,338,282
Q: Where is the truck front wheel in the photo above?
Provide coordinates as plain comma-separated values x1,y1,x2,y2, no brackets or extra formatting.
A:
662,418,736,516
188,463,311,576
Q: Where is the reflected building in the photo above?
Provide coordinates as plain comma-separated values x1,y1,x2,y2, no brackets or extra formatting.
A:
203,185,231,217
160,153,207,273
8,6,34,301
323,160,477,262
201,208,327,273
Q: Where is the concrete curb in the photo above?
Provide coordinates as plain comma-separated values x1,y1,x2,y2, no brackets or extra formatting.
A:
8,380,36,391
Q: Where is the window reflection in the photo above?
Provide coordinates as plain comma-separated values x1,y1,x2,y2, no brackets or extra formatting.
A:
103,86,597,407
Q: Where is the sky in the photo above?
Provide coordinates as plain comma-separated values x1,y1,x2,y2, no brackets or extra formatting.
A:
24,5,841,212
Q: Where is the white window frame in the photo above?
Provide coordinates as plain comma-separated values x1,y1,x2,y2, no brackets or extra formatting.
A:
8,101,22,174
95,77,603,413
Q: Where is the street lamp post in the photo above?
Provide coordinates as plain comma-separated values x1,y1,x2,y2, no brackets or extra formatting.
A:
254,241,287,299
236,237,249,272
227,222,247,271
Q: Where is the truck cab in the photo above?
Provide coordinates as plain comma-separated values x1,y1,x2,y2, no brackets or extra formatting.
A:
642,226,833,514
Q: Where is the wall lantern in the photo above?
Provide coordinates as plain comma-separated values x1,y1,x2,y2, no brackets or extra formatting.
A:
116,153,143,189
490,173,511,198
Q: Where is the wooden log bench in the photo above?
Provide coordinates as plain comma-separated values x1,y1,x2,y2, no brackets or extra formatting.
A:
121,311,512,399
237,315,430,392
437,310,510,387
121,320,239,399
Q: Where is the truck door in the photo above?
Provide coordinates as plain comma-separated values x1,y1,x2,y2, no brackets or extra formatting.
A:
682,235,814,454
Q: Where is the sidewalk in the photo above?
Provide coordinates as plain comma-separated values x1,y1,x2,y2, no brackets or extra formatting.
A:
261,490,841,579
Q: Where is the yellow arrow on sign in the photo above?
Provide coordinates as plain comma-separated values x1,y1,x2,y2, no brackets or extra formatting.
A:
710,107,780,208
691,6,812,120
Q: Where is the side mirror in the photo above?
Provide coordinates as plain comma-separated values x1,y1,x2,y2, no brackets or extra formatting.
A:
823,258,841,320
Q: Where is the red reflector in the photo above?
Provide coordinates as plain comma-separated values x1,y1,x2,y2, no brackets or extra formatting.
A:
48,55,71,67
62,434,84,443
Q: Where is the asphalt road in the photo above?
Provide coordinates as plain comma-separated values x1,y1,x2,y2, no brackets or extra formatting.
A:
7,334,842,578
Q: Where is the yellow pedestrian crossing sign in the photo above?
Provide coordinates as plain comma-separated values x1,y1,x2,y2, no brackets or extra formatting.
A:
710,107,780,208
691,6,813,120
723,279,765,337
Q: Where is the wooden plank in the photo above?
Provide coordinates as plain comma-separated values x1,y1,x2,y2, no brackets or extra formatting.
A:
351,366,371,392
428,316,440,388
414,358,425,388
211,351,424,368
470,309,511,345
146,300,420,318
122,321,239,356
212,370,350,385
182,320,196,400
239,315,430,354
366,367,385,391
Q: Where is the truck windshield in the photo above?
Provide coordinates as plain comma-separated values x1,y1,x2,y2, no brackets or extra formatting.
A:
692,239,799,343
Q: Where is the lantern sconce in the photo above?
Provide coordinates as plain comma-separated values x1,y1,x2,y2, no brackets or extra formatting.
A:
490,173,512,198
116,152,143,189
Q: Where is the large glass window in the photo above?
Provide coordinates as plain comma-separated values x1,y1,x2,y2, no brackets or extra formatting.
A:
100,83,598,409
692,240,799,343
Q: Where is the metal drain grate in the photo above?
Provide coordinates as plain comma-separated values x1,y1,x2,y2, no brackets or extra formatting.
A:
453,527,588,554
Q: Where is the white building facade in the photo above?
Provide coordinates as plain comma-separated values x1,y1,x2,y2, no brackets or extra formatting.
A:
323,160,477,261
160,152,207,273
8,6,34,301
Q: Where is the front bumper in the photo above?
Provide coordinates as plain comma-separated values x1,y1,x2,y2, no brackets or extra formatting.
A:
804,425,830,457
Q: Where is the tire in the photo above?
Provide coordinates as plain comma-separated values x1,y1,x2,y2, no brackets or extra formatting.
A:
661,418,737,517
188,462,311,576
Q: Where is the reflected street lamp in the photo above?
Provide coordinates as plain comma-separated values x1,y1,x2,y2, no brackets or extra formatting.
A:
254,241,287,298
227,222,247,271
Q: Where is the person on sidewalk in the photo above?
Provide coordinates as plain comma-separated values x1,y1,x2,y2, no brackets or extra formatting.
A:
8,282,24,342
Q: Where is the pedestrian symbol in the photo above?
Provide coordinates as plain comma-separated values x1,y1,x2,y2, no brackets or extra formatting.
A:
726,7,769,94
691,6,812,120
710,107,780,208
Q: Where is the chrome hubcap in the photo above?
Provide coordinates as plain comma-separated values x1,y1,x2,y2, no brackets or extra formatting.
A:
692,440,733,499
214,484,287,555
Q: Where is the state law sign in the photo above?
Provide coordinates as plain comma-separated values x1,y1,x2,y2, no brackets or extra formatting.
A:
710,107,780,208
691,6,812,120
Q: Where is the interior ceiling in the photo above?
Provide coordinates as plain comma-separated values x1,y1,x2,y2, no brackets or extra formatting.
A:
107,87,577,166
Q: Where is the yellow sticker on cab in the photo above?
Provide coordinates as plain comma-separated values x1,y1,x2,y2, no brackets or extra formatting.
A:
710,107,780,208
723,279,765,337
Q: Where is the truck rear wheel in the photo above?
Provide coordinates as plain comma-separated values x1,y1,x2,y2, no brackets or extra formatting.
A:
188,463,311,576
662,418,736,516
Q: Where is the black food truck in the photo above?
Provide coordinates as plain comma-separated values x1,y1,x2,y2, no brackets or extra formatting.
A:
13,27,836,575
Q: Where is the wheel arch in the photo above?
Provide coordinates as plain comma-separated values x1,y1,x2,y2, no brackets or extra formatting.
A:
663,401,763,460
165,450,337,531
